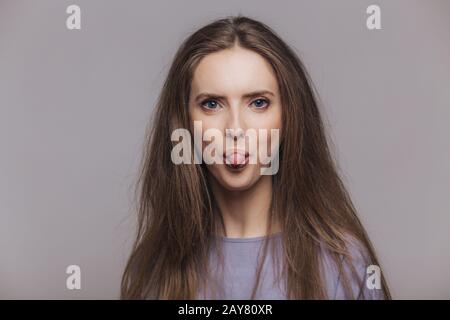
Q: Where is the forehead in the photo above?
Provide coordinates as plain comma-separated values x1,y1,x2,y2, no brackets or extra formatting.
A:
190,46,278,95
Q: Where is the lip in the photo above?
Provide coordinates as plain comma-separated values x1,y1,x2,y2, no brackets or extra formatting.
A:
223,150,249,170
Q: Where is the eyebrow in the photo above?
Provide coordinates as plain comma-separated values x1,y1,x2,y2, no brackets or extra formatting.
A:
194,90,275,102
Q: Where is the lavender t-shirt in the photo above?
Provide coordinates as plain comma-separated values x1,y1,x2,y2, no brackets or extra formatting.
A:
199,232,385,300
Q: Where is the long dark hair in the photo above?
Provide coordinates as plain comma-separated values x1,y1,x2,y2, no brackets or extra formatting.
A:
121,15,391,299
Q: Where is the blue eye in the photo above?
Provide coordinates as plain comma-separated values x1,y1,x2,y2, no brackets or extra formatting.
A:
251,98,269,109
201,99,219,110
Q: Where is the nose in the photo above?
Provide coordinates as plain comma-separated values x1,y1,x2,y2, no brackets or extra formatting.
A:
224,103,246,143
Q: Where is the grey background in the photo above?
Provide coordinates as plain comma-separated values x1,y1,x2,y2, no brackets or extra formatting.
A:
0,0,449,299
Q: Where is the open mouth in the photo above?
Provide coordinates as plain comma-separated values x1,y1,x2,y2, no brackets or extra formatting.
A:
223,150,250,170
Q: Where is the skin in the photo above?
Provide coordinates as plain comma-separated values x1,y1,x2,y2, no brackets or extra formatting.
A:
188,45,282,238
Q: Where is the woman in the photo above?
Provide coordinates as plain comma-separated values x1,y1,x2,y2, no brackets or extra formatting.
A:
121,15,391,300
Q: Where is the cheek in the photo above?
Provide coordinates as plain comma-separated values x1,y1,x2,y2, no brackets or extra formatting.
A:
269,111,282,149
250,110,282,132
268,106,283,142
270,104,283,130
189,113,225,154
253,108,282,156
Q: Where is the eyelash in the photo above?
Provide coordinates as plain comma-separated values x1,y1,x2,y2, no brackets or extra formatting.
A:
200,98,270,111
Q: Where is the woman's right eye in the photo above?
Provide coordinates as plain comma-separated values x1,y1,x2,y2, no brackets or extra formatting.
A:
200,99,220,110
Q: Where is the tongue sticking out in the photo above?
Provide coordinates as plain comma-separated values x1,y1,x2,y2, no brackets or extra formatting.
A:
226,153,246,165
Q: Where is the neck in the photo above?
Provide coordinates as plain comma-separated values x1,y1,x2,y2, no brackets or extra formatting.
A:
209,175,280,238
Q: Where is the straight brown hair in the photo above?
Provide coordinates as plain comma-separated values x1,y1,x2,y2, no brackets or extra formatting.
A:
121,15,391,299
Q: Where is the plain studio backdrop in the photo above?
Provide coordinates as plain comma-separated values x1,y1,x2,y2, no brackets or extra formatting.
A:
0,0,449,299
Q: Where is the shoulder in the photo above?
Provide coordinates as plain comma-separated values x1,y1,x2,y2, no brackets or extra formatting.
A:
319,234,385,300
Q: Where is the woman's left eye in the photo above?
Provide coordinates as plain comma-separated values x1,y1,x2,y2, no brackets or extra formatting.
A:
251,98,269,109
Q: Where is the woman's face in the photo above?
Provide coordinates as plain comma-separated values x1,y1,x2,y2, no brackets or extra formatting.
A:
188,45,282,191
